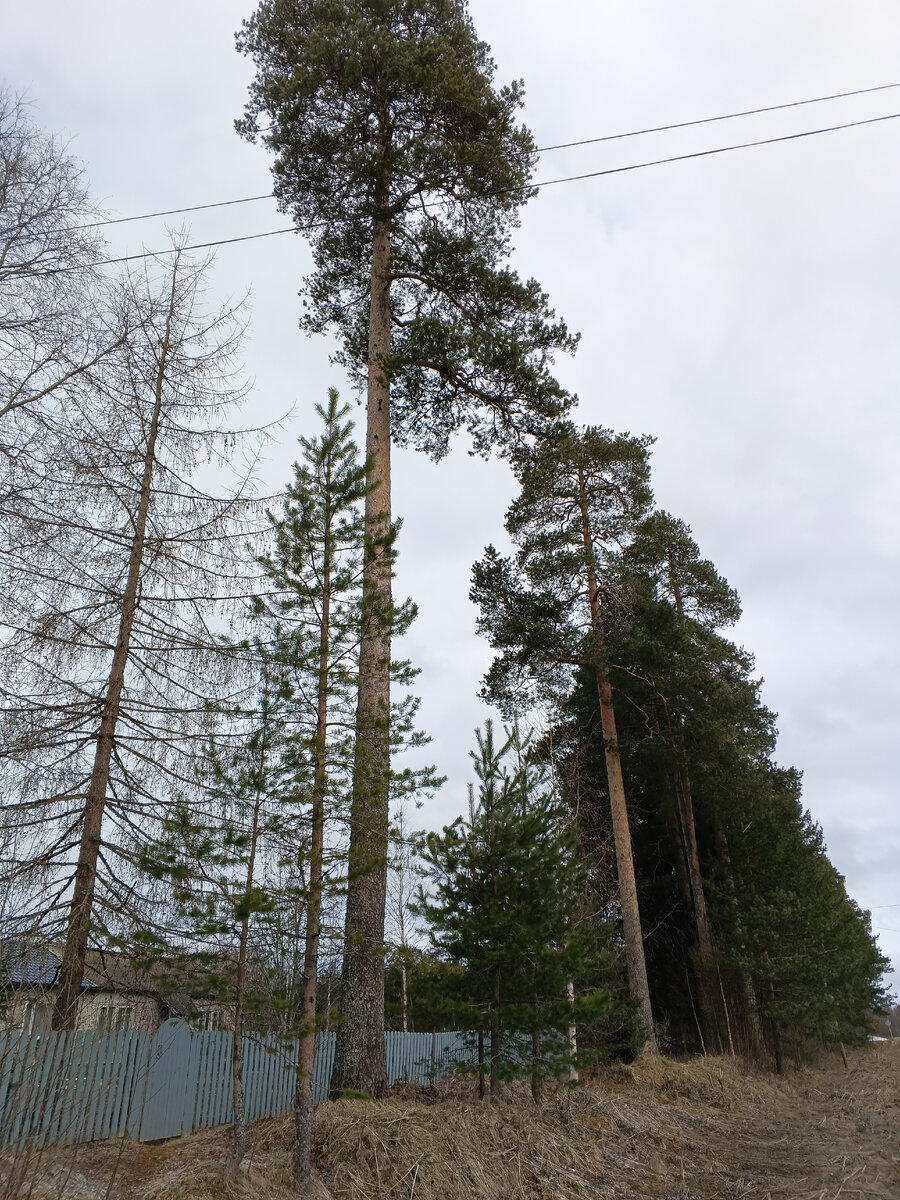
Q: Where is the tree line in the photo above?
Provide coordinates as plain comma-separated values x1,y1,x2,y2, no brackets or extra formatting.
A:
0,1,891,1193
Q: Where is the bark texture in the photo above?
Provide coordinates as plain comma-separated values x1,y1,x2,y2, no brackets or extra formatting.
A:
330,211,392,1098
576,468,656,1052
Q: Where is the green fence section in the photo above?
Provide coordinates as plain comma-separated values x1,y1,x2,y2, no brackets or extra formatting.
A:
0,1023,475,1149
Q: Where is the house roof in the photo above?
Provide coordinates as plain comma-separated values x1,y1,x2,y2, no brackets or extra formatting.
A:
2,940,230,1000
0,943,96,991
81,948,158,995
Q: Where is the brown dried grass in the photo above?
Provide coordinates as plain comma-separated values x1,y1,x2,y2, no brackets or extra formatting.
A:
7,1041,898,1200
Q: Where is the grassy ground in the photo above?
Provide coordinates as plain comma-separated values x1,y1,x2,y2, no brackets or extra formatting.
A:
4,1040,898,1199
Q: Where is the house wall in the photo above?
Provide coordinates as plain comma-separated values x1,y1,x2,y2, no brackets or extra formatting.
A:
190,997,235,1032
5,988,54,1034
1,988,159,1033
78,990,159,1033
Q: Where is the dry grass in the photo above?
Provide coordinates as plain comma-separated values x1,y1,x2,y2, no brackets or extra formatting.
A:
5,1041,898,1200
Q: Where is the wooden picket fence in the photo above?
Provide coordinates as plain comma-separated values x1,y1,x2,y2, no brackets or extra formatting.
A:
0,1022,475,1150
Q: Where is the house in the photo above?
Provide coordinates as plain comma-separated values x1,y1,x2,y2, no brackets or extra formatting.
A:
0,943,231,1034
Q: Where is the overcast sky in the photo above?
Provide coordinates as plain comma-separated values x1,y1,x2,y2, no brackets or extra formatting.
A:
5,1,899,993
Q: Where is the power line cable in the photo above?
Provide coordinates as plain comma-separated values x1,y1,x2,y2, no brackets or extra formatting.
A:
45,108,900,273
537,79,900,152
71,81,900,232
82,226,299,270
531,110,900,191
74,193,276,231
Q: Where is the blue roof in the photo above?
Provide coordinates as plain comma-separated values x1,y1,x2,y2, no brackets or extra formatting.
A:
1,944,96,990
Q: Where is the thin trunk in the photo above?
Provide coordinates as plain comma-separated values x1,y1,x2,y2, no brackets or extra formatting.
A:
331,197,393,1099
227,718,267,1177
666,543,685,617
566,980,578,1083
742,973,766,1058
672,757,722,1052
667,795,694,914
711,809,766,1059
227,996,246,1174
671,744,713,957
400,958,408,1033
477,1028,486,1100
490,967,501,1097
576,469,656,1051
685,967,707,1056
666,776,717,1051
768,980,785,1075
717,968,736,1057
52,291,174,1032
530,1023,541,1102
664,551,722,1050
293,495,333,1191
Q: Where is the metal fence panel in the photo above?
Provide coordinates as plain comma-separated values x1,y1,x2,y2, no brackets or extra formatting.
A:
139,1019,192,1141
0,1025,475,1150
312,1031,335,1104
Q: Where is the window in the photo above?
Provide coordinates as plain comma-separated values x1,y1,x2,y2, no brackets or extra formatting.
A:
21,998,50,1034
97,1005,132,1033
197,1008,223,1031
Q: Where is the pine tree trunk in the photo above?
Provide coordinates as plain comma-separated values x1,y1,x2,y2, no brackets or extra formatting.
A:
228,727,266,1178
331,204,392,1099
665,551,722,1052
711,809,766,1059
530,1023,541,1102
400,958,408,1033
671,748,722,1052
226,976,247,1176
294,551,332,1191
490,968,501,1097
52,304,172,1032
769,981,785,1075
575,470,656,1052
672,747,713,958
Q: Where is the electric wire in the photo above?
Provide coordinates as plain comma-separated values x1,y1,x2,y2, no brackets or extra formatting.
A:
536,79,900,152
42,107,900,273
71,80,900,233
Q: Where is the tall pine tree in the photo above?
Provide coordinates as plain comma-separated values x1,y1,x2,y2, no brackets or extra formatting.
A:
237,0,577,1095
471,423,657,1049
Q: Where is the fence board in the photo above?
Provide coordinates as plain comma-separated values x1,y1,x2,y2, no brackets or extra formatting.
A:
211,1032,231,1128
125,1035,153,1141
139,1019,192,1141
110,1033,146,1141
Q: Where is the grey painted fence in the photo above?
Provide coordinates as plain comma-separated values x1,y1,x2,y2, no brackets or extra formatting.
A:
0,1023,476,1150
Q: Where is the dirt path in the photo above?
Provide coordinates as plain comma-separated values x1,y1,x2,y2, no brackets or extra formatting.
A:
4,1041,898,1199
692,1041,899,1198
